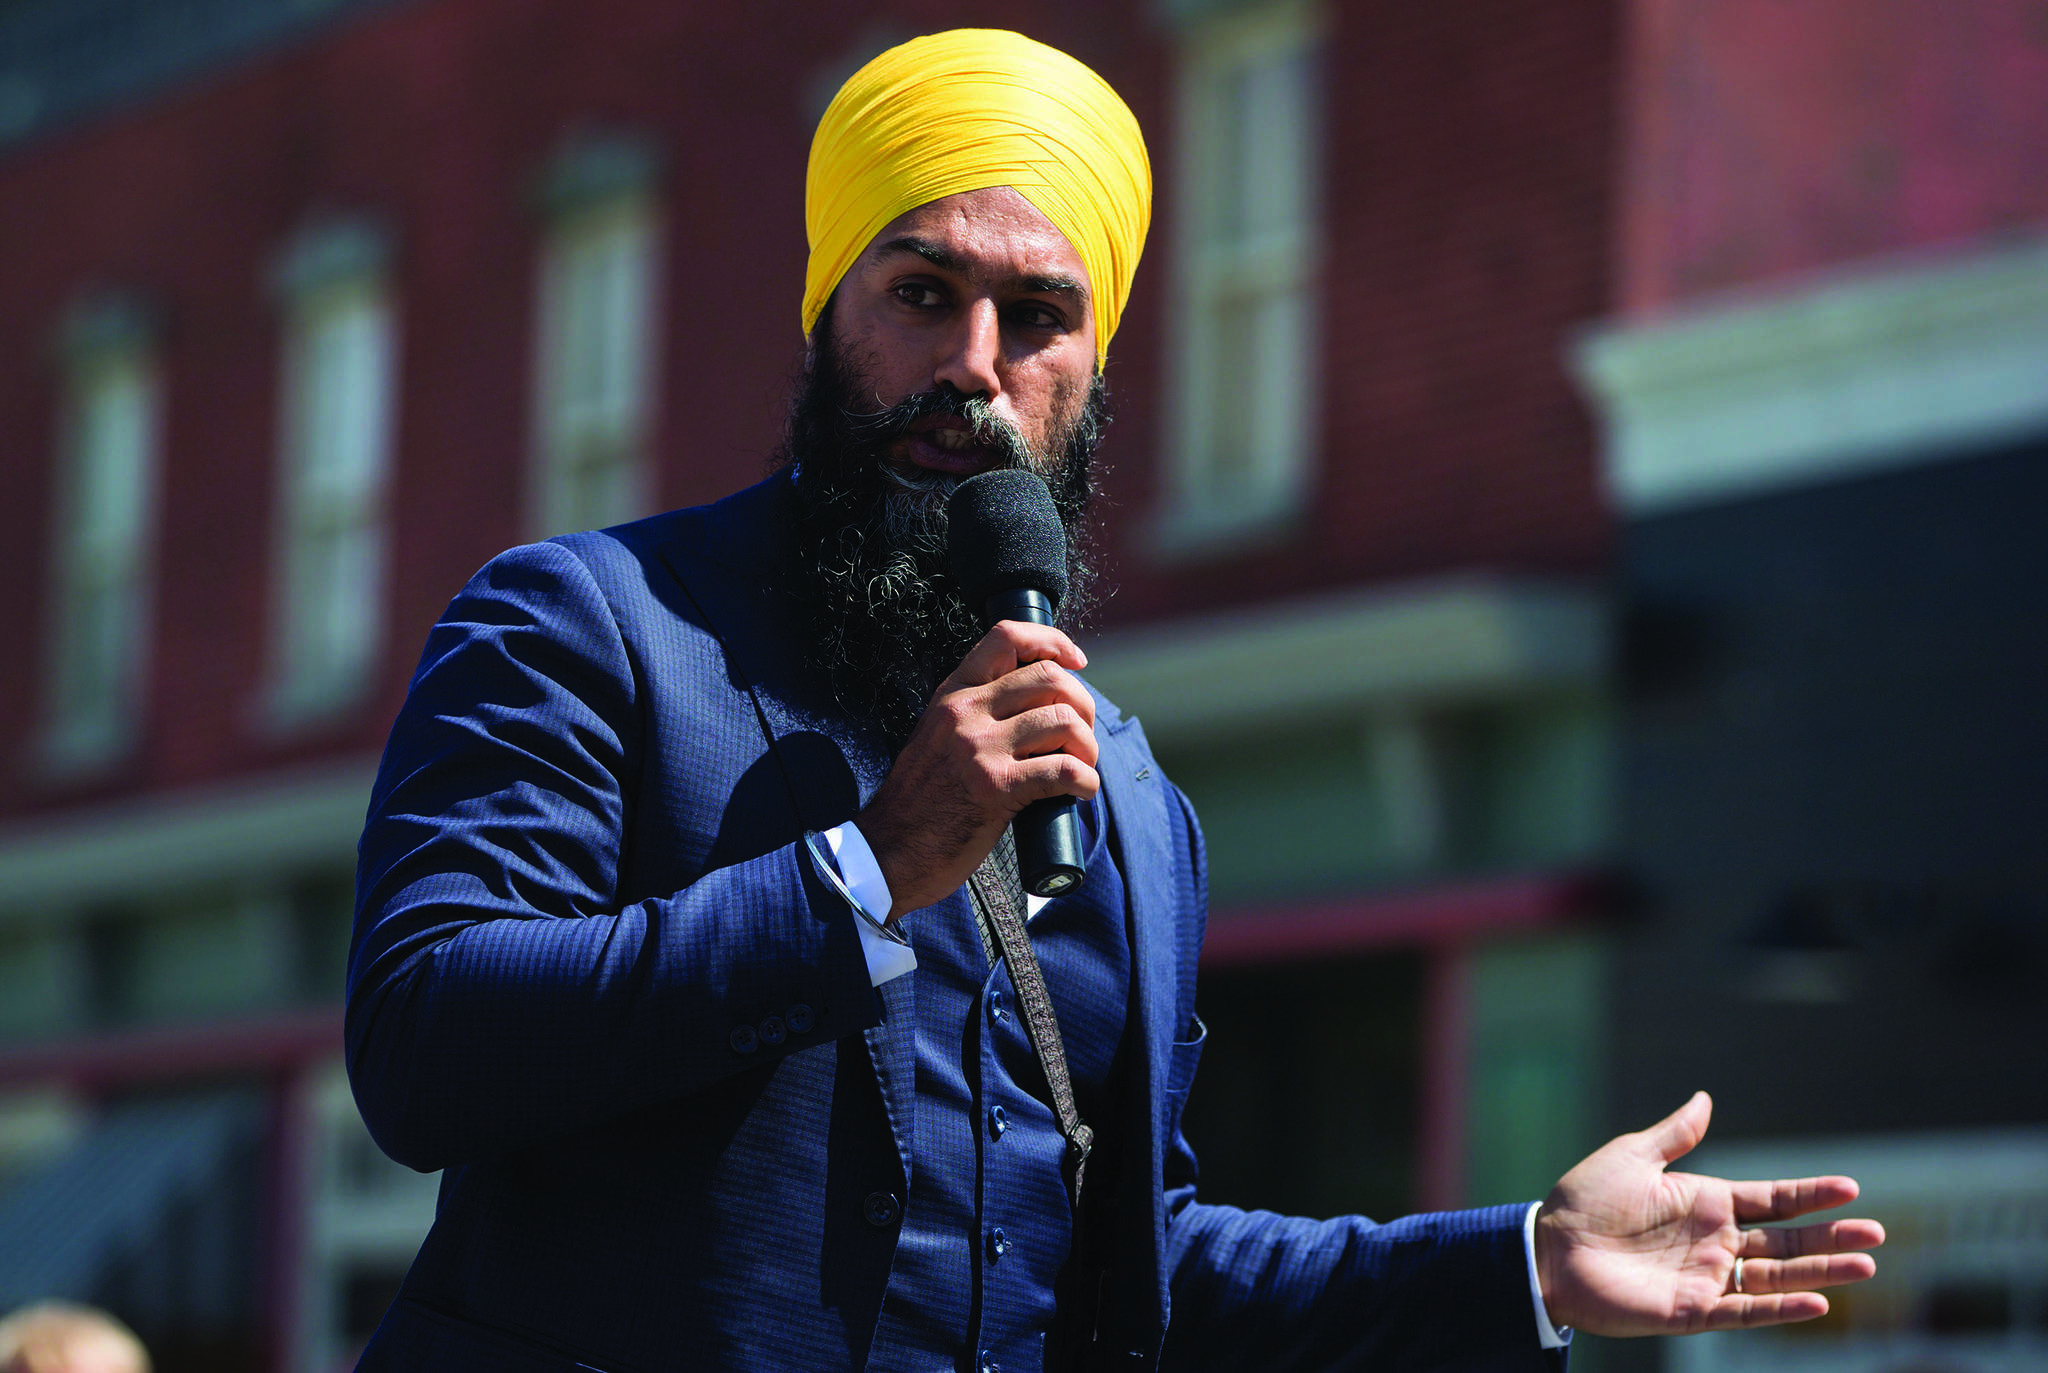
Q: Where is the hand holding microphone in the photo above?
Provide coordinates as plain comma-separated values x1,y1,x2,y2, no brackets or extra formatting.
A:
946,470,1092,898
852,470,1096,917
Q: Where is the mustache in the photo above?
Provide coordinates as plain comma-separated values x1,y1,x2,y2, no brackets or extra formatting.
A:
839,382,1035,475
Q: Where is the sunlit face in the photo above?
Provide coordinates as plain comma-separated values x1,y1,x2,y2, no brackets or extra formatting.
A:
823,185,1099,480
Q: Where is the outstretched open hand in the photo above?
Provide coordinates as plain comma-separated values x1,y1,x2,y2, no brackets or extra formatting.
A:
1534,1092,1884,1337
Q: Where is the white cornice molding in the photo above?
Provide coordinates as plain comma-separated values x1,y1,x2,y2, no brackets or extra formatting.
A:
0,580,1606,921
0,758,379,926
1574,235,2048,516
0,582,1606,916
1080,578,1606,747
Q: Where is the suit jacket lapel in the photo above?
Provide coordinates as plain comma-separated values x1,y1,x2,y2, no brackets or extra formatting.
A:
739,662,918,1192
1097,712,1178,1112
654,476,920,1192
1096,709,1178,1354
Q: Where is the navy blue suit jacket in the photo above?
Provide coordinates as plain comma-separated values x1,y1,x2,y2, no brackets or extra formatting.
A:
348,475,1556,1371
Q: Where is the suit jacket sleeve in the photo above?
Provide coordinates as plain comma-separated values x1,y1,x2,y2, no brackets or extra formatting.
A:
346,538,879,1173
1151,788,1561,1373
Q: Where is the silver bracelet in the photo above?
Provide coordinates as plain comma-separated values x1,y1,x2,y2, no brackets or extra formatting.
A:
802,829,910,947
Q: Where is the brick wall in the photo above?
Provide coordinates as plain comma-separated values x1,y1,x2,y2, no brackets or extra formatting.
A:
0,0,1160,820
1102,0,1621,622
1616,0,2048,315
0,0,1619,819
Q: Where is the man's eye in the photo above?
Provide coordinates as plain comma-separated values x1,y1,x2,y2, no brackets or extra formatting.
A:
895,284,943,308
1011,304,1065,329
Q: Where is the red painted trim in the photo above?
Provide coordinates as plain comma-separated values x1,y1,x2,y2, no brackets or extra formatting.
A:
1198,871,1603,967
0,1006,344,1092
261,1064,317,1373
1415,945,1471,1212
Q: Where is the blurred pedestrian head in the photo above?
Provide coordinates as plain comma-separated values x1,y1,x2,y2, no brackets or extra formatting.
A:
0,1303,149,1373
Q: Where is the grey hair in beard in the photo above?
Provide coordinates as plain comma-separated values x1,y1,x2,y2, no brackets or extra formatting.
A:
779,312,1108,744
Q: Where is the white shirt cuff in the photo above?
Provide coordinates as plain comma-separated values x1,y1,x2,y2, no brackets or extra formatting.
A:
823,822,916,985
1524,1201,1571,1349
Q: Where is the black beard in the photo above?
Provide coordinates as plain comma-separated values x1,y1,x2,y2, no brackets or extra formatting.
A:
778,318,1109,745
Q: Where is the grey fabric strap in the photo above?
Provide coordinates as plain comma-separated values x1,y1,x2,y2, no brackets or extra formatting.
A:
967,828,1094,1208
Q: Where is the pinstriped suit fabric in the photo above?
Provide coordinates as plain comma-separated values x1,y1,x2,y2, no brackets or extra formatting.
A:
348,475,1560,1372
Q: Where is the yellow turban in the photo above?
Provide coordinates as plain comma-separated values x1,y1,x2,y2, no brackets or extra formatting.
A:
803,29,1152,370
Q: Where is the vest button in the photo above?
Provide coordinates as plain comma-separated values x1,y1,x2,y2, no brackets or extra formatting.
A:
728,1025,758,1054
758,1015,787,1046
979,1351,999,1373
986,1225,1010,1263
989,1104,1009,1139
787,1002,815,1034
863,1191,901,1228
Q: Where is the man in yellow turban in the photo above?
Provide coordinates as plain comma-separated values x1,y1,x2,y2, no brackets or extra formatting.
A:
350,29,1881,1373
779,26,1147,748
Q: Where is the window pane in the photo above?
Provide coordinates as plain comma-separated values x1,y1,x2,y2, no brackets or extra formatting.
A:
62,575,134,725
48,351,156,759
573,436,632,533
1201,64,1247,246
72,362,152,553
535,201,656,536
598,223,651,426
294,522,380,692
1251,286,1309,487
559,239,609,422
1204,293,1264,489
299,295,392,506
297,313,347,492
1238,46,1314,243
1168,8,1321,539
272,276,392,715
322,522,381,688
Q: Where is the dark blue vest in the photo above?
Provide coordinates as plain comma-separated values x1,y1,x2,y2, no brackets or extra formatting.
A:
871,795,1130,1373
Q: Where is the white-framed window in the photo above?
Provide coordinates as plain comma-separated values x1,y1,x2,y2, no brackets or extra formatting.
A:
265,218,397,726
42,294,161,775
1158,0,1324,554
529,134,662,538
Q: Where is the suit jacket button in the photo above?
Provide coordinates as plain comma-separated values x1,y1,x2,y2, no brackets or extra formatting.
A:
729,1025,758,1054
978,1351,999,1373
787,1003,815,1034
863,1192,901,1228
759,1015,787,1046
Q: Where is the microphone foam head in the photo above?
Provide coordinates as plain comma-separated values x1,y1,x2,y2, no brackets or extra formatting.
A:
946,469,1069,612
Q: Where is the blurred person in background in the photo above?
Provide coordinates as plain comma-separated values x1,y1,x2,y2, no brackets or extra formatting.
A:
0,1303,149,1373
347,27,1882,1373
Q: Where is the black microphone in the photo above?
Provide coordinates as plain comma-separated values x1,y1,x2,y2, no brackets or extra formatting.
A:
947,469,1088,898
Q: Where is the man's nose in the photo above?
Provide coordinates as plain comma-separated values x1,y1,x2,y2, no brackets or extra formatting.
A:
933,298,1002,401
